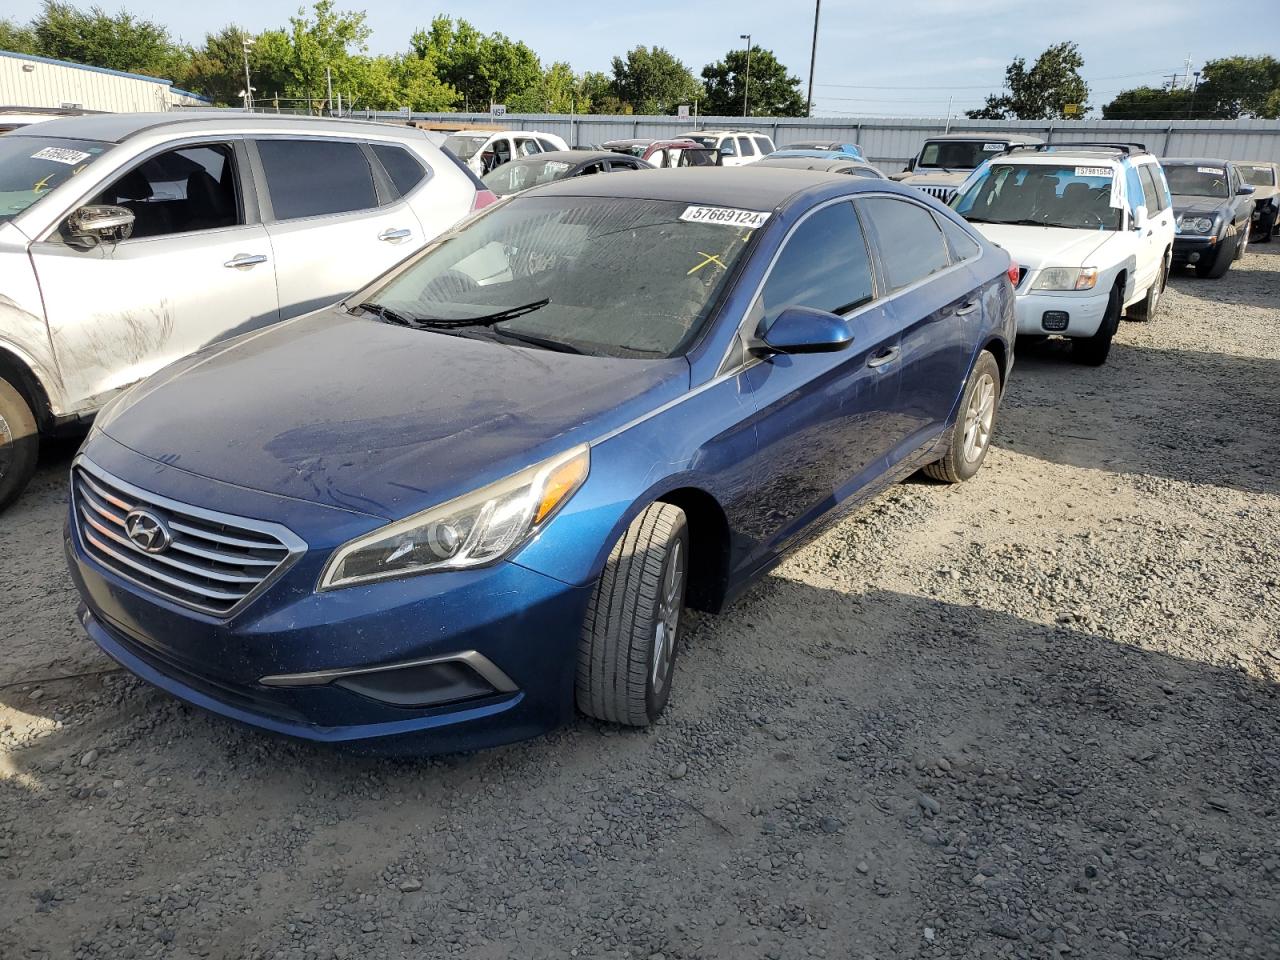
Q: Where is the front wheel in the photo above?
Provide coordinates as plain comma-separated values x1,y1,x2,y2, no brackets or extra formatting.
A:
924,350,1000,484
1072,283,1121,367
1196,236,1235,278
0,377,39,513
576,502,689,726
1127,253,1168,322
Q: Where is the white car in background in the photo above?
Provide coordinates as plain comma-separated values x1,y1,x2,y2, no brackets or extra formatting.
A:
687,130,776,167
443,129,569,175
950,143,1175,366
0,111,490,509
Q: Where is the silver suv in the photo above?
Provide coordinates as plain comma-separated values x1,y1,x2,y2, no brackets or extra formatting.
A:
0,111,484,509
894,133,1044,203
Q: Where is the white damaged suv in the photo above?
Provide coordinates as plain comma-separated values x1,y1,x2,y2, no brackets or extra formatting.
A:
950,143,1175,365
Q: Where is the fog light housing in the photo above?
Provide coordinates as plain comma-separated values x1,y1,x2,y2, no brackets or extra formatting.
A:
1189,252,1200,263
1041,310,1069,332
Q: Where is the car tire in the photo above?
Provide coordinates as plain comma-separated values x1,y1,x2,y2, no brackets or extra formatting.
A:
1127,253,1168,322
576,502,689,726
1235,227,1249,260
923,350,1000,484
1196,236,1235,278
1072,282,1121,367
0,376,40,513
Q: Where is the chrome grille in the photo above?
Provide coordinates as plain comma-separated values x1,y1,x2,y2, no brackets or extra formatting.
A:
72,460,304,617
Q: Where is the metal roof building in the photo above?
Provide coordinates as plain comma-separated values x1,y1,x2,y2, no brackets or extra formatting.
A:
0,48,210,112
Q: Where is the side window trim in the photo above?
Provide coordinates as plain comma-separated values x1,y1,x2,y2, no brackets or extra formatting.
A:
359,142,398,206
368,142,432,202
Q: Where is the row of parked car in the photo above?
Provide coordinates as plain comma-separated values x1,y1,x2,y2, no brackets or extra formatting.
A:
0,108,1271,757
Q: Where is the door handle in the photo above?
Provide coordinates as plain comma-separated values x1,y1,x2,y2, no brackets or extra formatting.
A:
224,253,268,268
867,346,899,369
378,228,412,241
955,300,978,316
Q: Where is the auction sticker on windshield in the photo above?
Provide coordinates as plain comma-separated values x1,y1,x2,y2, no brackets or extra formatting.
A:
31,146,92,165
1075,166,1113,178
1198,167,1224,175
983,143,1005,151
680,206,770,228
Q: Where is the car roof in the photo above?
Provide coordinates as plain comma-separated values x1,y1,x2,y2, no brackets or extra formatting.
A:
523,166,891,207
513,150,621,164
925,132,1043,143
690,129,768,137
7,110,439,144
1162,157,1232,166
772,149,860,159
759,157,876,173
990,152,1125,165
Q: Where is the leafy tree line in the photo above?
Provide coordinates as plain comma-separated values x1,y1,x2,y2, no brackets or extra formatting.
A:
966,42,1280,121
0,1,810,116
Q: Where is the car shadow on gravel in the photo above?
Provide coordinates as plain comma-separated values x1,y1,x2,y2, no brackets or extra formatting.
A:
2,583,1279,958
999,339,1279,495
1164,246,1280,311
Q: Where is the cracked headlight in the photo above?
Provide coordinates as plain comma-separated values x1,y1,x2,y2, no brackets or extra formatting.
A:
1031,266,1098,291
319,445,589,590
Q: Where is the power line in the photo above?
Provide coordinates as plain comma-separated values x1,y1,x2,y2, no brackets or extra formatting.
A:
814,67,1189,91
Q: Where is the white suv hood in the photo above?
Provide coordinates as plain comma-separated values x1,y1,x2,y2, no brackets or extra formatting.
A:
974,223,1116,270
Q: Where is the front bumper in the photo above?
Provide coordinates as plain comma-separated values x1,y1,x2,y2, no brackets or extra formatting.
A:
66,440,592,753
1172,234,1219,264
1013,287,1110,338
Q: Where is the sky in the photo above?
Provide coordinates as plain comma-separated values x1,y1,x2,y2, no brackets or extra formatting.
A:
7,0,1280,116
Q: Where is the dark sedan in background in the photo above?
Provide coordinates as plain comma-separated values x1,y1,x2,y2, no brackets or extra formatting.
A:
66,169,1016,754
482,149,652,196
1164,158,1256,278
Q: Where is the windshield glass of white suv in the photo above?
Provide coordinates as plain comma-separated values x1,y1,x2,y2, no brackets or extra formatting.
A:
1164,164,1229,198
482,157,575,196
1240,164,1275,188
0,135,111,221
918,140,1007,170
953,163,1121,230
444,134,488,160
364,196,756,358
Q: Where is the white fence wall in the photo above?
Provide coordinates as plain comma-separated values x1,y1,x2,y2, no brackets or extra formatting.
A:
0,49,209,112
366,112,1280,170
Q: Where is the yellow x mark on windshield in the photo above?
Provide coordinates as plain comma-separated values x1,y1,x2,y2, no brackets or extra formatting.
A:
687,251,726,276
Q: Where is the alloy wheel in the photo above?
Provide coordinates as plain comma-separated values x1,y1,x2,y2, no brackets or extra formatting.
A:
0,413,12,480
651,540,684,693
962,373,996,463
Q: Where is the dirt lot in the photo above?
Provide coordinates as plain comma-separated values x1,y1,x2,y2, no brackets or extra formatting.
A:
2,247,1278,960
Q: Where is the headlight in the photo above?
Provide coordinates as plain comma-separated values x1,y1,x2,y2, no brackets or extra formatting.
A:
1178,216,1214,234
318,445,590,590
1031,266,1098,291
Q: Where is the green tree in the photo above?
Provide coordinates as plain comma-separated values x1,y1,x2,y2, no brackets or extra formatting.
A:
1101,85,1192,120
30,0,185,77
411,16,540,110
0,18,40,55
185,25,260,106
250,2,371,109
610,46,701,114
578,70,625,114
1195,55,1280,118
508,61,578,114
701,46,804,117
967,42,1089,120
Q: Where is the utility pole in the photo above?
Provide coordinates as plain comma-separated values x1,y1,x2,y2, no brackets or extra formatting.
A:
740,34,752,117
1188,70,1201,119
240,33,254,111
326,66,334,115
805,1,820,118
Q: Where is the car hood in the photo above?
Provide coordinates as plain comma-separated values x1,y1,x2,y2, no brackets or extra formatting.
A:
1171,195,1228,217
899,170,970,187
99,308,690,520
969,223,1114,270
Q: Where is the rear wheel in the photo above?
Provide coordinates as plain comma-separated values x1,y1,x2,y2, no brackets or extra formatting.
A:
1127,253,1168,322
924,350,1000,484
1072,282,1121,366
0,376,39,513
576,502,689,726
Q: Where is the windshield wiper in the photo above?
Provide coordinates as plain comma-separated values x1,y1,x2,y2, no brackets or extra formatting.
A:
414,298,552,329
487,327,583,354
354,301,415,326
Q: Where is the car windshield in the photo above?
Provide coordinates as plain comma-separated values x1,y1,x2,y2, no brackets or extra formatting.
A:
1164,164,1229,198
365,196,759,358
0,135,112,221
918,140,1009,170
482,157,577,196
443,134,489,160
1240,164,1275,187
953,162,1122,230
689,136,719,149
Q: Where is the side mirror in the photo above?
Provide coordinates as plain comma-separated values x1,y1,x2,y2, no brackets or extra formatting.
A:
753,306,854,356
1237,183,1255,195
1132,204,1149,231
66,204,135,248
906,157,917,172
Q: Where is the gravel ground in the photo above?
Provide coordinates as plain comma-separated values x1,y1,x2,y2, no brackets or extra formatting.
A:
1,247,1278,960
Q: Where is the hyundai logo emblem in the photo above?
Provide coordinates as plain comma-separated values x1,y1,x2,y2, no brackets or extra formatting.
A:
124,508,172,554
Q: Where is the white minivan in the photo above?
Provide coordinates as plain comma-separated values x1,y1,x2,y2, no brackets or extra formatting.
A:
950,144,1176,366
0,112,487,509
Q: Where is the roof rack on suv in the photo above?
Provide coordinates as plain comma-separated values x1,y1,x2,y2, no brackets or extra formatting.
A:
1010,141,1148,156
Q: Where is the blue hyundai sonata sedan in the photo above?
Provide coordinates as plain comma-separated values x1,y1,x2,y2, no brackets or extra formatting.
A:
66,168,1016,753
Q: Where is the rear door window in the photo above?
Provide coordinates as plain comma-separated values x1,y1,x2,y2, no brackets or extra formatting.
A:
858,196,950,291
720,138,738,157
737,136,757,157
1136,163,1161,214
371,143,427,198
759,201,875,330
516,138,541,157
257,139,377,220
536,138,560,152
753,136,774,156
